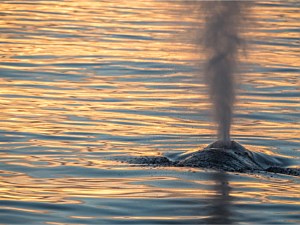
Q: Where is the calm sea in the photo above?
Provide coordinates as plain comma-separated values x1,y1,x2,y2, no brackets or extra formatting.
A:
0,0,299,224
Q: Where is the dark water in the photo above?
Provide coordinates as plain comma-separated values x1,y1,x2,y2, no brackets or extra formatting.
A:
0,0,299,224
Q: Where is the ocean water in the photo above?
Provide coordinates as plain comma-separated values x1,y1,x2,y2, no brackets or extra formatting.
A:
0,0,299,224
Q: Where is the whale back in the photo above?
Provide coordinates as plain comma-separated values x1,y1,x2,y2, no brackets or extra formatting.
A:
176,141,290,172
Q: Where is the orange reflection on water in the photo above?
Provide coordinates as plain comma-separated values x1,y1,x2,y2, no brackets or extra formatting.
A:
232,179,300,205
0,2,299,223
0,1,298,149
0,171,215,203
0,0,197,63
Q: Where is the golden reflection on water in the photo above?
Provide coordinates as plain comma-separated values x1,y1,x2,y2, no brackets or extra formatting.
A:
0,173,212,202
0,0,195,62
1,168,299,212
0,0,298,141
0,1,299,223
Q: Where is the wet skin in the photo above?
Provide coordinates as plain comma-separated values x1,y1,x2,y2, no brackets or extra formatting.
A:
126,141,300,176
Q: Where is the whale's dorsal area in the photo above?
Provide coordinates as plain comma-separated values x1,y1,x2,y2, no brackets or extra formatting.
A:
126,141,300,176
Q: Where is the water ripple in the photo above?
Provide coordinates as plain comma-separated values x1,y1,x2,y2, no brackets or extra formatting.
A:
0,0,299,224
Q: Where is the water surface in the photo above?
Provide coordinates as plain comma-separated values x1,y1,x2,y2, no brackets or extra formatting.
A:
0,0,299,224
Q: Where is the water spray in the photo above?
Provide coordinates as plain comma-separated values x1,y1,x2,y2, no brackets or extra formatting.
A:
203,1,245,146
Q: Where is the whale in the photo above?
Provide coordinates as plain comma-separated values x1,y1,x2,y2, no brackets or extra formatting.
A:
125,141,300,176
